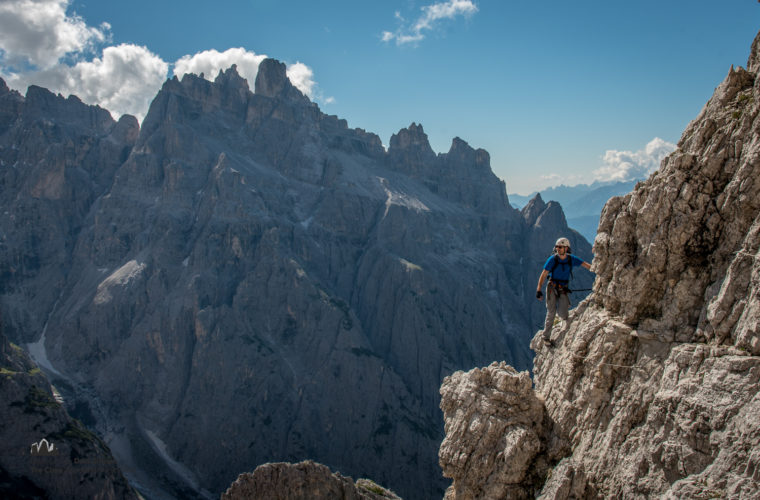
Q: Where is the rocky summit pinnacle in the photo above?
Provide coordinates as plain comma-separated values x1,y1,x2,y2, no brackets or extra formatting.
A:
445,136,490,171
255,58,309,103
439,29,760,500
388,122,435,156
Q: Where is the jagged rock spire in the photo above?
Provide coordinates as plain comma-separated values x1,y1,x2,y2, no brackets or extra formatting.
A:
521,193,546,226
388,122,435,157
254,58,309,103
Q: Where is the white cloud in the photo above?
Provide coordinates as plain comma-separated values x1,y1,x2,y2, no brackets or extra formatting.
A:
0,0,109,69
593,137,676,183
382,0,478,46
285,62,315,97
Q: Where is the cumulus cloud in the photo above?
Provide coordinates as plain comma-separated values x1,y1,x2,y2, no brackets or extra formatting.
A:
285,62,316,97
0,1,329,122
0,0,109,69
382,0,478,46
593,137,676,183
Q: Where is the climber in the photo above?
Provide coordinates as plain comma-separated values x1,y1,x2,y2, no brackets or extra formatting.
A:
535,237,593,346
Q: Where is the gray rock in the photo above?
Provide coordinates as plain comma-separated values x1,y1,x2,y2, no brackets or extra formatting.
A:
222,460,401,500
439,362,559,499
0,82,137,342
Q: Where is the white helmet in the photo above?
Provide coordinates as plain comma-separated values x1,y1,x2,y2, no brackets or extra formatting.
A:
555,237,570,249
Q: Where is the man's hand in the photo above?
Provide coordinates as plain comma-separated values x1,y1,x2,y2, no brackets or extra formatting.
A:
536,290,543,300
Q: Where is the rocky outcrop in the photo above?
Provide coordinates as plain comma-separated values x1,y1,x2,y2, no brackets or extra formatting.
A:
439,31,760,499
439,362,563,499
222,460,400,500
0,58,592,499
0,326,136,499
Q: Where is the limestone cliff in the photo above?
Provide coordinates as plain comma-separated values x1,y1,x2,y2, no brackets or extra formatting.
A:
440,32,760,499
222,460,400,500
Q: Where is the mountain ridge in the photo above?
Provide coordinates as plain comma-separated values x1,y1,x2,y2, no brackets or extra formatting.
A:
0,58,591,498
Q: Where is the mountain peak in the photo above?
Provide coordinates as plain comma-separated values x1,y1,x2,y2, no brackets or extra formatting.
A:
388,122,434,157
254,58,308,103
521,193,546,226
446,136,490,170
448,136,473,154
214,64,250,93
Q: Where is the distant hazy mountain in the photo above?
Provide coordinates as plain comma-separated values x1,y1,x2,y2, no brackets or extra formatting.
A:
509,179,640,241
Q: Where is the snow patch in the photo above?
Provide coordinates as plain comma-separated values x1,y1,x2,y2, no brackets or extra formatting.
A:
94,260,146,305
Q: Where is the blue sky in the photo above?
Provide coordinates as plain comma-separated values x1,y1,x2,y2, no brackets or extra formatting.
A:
1,1,758,194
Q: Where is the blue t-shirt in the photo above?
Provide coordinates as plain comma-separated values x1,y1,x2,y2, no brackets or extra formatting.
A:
544,254,584,283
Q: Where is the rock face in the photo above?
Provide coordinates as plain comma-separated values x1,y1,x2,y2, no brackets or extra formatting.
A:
0,82,138,341
222,460,400,500
0,326,136,499
439,31,760,499
439,362,560,499
0,60,591,498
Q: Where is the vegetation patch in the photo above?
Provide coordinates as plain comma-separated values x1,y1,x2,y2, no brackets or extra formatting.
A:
357,478,390,496
23,385,59,413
